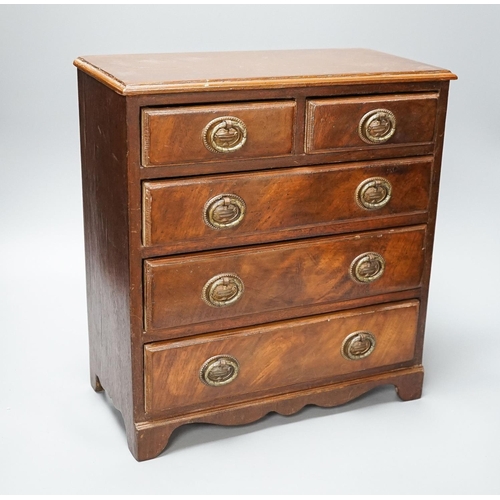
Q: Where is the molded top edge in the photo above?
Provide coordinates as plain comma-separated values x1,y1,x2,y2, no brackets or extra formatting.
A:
74,48,457,96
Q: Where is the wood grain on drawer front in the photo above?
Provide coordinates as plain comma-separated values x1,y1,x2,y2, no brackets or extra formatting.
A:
144,300,419,416
306,93,438,153
144,226,425,333
143,157,432,250
141,101,296,166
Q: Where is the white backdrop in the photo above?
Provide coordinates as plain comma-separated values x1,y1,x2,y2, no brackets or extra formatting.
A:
1,5,499,494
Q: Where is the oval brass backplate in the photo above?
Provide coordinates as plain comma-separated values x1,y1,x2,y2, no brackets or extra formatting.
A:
202,116,247,153
202,273,244,307
358,109,396,144
200,355,240,387
350,252,385,284
355,177,392,210
341,331,376,360
203,193,246,229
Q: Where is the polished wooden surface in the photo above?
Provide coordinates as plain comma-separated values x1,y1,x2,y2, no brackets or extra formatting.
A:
135,365,424,460
142,101,296,166
77,72,137,445
144,226,425,333
143,157,432,251
306,93,438,153
74,49,456,95
76,49,455,460
145,300,419,416
132,82,442,180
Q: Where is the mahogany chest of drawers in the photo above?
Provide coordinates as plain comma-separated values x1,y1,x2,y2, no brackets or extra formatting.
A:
75,49,456,461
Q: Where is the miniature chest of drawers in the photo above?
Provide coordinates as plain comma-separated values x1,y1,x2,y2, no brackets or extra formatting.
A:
75,49,456,461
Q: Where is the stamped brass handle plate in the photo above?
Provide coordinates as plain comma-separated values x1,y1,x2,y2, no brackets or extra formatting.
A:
358,109,396,144
341,331,376,360
200,355,240,386
202,116,247,153
203,194,246,229
202,273,244,307
350,252,385,283
355,177,392,210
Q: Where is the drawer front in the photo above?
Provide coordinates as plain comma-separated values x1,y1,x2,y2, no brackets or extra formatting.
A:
306,93,438,153
145,300,419,416
142,101,296,166
144,226,425,333
143,158,432,250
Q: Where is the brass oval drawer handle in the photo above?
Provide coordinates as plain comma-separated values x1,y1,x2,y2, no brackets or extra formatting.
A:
202,116,247,153
341,331,376,360
200,355,240,386
356,177,392,210
203,193,246,229
358,109,396,144
350,252,385,283
202,273,244,307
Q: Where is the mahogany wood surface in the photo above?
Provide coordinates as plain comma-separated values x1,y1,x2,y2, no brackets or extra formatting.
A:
77,72,137,446
73,48,456,95
306,93,438,153
142,289,421,343
143,157,432,252
75,49,455,460
144,300,419,416
144,226,425,332
134,365,424,461
412,82,450,365
142,101,296,166
133,82,443,180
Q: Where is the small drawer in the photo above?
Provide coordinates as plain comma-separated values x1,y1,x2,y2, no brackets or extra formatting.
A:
144,226,425,334
141,101,296,166
142,157,432,251
144,300,419,416
305,93,438,153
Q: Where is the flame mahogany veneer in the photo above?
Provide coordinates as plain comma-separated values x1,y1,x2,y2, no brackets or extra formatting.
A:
75,49,455,460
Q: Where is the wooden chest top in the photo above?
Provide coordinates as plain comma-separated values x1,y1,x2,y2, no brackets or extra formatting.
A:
74,48,456,95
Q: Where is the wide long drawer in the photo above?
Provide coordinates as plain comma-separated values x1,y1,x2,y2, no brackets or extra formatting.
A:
142,157,432,252
144,226,425,334
144,300,420,416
